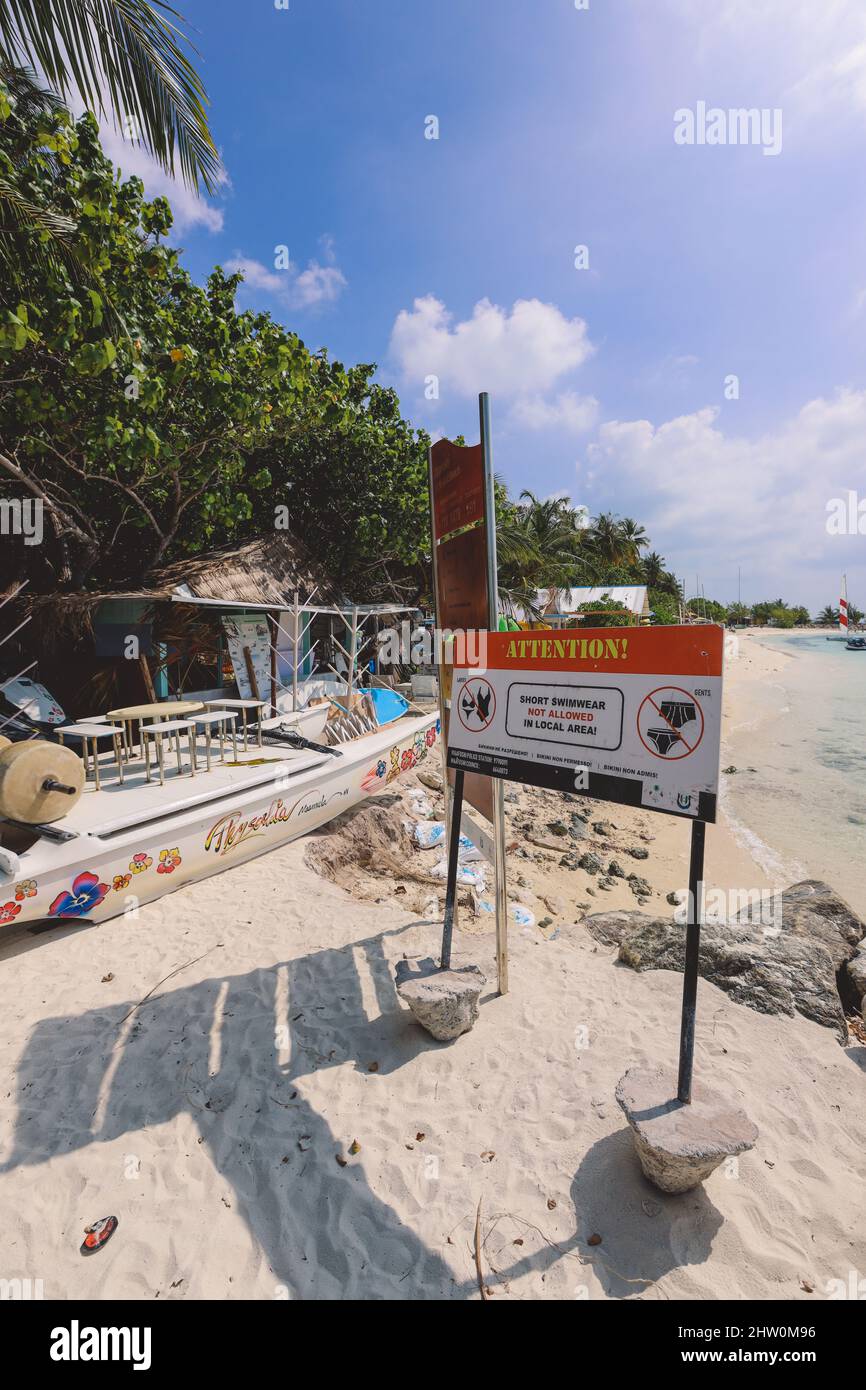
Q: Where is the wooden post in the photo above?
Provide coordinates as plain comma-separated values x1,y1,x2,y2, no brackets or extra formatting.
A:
139,654,157,704
243,645,261,703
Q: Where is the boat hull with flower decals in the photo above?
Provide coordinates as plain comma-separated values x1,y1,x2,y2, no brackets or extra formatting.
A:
0,713,440,930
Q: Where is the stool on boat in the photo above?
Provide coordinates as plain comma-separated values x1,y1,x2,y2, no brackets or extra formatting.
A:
56,722,125,789
202,698,266,751
140,719,198,786
106,701,204,760
188,710,239,771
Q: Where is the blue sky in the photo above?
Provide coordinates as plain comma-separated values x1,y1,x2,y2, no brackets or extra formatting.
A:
105,0,866,611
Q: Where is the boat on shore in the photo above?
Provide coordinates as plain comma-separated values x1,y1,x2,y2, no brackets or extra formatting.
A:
0,707,439,930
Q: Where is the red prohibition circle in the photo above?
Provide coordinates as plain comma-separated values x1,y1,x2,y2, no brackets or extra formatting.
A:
636,685,704,760
456,676,496,731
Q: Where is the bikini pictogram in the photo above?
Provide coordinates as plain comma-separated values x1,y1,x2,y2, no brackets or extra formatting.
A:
457,677,496,731
637,687,704,759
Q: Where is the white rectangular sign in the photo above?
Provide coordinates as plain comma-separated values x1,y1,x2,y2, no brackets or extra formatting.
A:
447,626,725,820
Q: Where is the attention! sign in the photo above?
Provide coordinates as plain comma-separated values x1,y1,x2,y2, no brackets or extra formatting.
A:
447,625,724,821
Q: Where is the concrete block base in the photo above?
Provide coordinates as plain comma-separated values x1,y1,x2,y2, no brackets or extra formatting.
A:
615,1064,758,1194
395,958,485,1041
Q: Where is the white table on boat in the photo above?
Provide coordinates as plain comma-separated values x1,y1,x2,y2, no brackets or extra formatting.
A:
57,722,125,789
203,698,266,750
106,702,205,759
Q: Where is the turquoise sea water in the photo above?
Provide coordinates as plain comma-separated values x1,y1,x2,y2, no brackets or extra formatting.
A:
722,632,866,916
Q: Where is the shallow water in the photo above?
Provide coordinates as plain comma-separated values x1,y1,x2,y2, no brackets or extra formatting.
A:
722,631,866,916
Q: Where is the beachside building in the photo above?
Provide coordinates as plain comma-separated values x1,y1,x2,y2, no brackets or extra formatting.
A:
8,532,413,719
537,585,652,626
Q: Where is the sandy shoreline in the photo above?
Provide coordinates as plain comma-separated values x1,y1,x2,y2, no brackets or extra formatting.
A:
0,632,864,1301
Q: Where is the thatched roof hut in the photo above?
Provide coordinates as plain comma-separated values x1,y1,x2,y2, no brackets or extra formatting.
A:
148,532,346,608
5,530,350,715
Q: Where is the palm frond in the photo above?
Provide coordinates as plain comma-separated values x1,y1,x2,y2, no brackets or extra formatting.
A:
0,0,220,192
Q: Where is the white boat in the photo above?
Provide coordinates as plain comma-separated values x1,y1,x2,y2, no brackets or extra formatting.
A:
0,710,440,930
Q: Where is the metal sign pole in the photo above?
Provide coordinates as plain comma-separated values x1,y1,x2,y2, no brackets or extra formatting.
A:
441,768,465,970
427,446,457,936
479,393,509,996
677,818,706,1103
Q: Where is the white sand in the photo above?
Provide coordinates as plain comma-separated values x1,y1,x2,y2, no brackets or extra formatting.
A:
1,632,864,1301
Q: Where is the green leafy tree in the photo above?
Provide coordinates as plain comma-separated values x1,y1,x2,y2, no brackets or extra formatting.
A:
769,604,796,629
584,511,628,568
726,602,751,625
248,365,433,603
618,517,649,566
0,97,326,588
648,588,681,624
571,595,632,628
686,595,726,623
0,89,437,599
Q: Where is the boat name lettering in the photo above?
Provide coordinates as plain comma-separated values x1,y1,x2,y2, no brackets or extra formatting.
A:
204,798,291,857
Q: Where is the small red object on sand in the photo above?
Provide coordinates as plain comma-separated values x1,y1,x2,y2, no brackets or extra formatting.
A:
80,1215,118,1256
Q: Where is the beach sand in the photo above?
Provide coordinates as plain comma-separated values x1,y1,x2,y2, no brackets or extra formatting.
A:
1,633,864,1300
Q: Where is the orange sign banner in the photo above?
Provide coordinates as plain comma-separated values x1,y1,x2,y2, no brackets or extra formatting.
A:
482,625,724,678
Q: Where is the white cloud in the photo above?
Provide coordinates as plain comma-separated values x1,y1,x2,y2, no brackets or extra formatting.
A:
389,295,594,399
586,390,866,600
72,106,227,234
293,262,348,307
224,252,348,310
223,257,284,294
510,391,599,435
664,0,866,122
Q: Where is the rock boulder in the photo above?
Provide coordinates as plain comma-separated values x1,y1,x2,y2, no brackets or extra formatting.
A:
617,914,846,1038
734,879,864,971
395,958,485,1041
582,897,854,1039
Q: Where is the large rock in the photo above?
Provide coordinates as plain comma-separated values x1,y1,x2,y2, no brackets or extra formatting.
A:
616,1065,758,1194
847,945,866,1009
614,914,846,1039
734,880,865,971
395,959,485,1041
583,882,865,1040
584,908,643,949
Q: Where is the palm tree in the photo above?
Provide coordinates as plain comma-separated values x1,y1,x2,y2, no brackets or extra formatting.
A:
641,551,667,588
619,517,649,567
0,0,220,192
585,511,627,569
817,605,840,625
496,490,590,617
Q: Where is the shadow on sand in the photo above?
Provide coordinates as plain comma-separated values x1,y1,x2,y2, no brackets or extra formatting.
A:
2,917,722,1299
